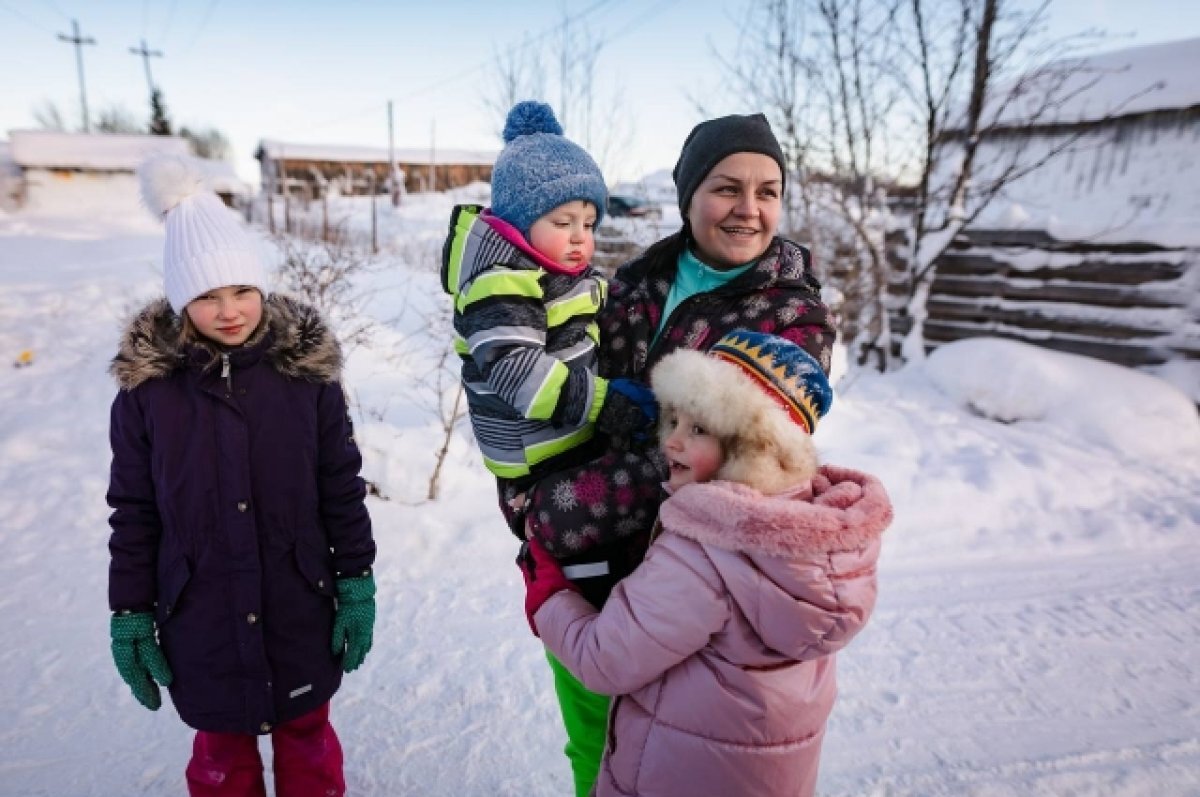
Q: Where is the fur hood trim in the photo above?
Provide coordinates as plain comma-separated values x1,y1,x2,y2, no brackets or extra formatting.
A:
652,348,818,494
660,465,893,558
110,294,343,390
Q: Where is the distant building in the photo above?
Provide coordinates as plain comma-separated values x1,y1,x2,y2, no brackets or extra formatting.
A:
255,139,496,198
6,130,191,211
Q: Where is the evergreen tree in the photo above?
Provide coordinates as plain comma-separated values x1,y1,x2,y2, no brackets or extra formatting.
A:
181,126,232,160
148,89,173,136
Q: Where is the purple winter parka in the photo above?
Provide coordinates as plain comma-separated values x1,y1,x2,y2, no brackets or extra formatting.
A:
106,295,375,735
535,465,893,797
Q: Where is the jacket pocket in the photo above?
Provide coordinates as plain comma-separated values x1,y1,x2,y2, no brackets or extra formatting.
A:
293,542,336,599
155,556,191,625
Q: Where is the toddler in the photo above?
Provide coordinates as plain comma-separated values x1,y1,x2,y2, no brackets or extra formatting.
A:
441,100,654,528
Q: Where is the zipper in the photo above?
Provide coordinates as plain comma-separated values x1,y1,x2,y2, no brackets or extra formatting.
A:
220,353,232,394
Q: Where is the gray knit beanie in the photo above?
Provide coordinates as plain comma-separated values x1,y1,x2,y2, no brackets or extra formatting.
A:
672,113,787,215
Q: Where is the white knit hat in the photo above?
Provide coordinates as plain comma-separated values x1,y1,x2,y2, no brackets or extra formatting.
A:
138,154,270,312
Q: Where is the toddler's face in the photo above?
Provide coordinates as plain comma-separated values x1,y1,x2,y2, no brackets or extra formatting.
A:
186,285,263,347
661,408,723,490
528,200,597,268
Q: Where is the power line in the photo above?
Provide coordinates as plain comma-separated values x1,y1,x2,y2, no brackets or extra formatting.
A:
181,0,220,56
0,1,55,33
295,0,624,141
604,0,687,43
159,0,180,44
393,0,620,101
39,0,70,21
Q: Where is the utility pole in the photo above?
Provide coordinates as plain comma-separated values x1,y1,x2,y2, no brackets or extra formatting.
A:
429,119,437,193
129,38,164,97
388,100,400,207
57,19,96,132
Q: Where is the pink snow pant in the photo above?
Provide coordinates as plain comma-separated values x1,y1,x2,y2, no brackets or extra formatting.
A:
185,702,345,797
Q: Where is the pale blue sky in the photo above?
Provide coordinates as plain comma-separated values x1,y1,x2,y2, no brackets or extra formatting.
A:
2,0,1197,184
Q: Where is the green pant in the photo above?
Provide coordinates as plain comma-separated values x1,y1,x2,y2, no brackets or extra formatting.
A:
546,649,610,797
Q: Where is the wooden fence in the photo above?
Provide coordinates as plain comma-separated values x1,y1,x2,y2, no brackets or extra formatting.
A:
888,229,1199,370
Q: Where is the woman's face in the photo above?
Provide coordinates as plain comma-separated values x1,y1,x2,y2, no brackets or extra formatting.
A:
685,152,783,269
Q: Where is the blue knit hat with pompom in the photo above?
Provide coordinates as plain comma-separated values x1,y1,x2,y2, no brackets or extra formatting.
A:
490,101,607,235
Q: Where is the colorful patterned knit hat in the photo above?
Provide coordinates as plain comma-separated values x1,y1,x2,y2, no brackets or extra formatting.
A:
708,329,833,434
651,329,832,493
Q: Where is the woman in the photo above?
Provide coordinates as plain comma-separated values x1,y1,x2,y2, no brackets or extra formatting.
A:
514,113,836,797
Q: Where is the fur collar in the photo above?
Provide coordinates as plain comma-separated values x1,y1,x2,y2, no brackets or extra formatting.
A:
110,294,343,390
659,465,892,558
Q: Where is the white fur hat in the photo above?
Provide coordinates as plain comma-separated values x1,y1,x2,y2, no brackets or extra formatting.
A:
138,154,269,312
651,331,832,494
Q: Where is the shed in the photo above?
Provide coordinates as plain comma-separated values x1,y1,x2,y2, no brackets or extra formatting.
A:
890,37,1200,401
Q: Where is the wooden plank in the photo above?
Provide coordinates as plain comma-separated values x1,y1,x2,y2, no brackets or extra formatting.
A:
890,323,1193,367
935,253,1188,284
918,275,1183,308
925,299,1174,339
960,228,1176,253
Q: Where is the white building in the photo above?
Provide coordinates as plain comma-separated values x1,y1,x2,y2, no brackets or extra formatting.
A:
4,130,190,213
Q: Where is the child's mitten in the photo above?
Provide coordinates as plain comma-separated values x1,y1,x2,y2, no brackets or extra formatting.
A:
517,539,580,637
331,571,376,672
597,378,658,440
110,611,173,711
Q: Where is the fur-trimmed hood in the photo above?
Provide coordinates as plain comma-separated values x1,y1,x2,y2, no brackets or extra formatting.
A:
110,294,343,391
652,347,820,494
660,465,892,558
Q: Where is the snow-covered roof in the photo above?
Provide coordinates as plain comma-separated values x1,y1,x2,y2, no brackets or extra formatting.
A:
199,159,251,196
8,130,190,170
256,139,496,166
990,36,1200,127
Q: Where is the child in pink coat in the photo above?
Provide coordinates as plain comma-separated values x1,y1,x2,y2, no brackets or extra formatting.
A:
520,328,893,797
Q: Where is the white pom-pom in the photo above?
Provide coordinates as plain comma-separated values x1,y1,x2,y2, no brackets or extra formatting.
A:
138,153,207,217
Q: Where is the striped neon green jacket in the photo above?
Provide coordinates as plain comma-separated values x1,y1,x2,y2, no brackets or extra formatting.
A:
441,204,609,481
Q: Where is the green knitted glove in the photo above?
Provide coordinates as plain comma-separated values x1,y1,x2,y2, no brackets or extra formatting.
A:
331,572,376,673
110,611,173,711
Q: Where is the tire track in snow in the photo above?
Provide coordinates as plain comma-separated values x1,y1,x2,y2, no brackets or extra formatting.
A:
821,549,1200,795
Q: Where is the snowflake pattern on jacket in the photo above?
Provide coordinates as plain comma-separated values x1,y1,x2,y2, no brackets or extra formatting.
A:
505,230,835,606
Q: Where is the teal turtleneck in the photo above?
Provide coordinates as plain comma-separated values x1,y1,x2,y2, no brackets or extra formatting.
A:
653,247,757,345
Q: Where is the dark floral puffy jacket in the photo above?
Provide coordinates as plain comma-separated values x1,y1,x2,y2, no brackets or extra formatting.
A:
515,230,835,607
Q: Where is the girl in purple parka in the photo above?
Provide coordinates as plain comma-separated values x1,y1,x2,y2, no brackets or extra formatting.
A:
106,155,376,797
520,329,893,797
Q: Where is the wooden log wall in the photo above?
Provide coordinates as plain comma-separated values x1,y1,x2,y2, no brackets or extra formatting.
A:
888,229,1199,369
269,158,492,197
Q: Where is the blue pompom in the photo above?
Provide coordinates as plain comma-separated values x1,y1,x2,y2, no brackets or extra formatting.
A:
502,101,563,143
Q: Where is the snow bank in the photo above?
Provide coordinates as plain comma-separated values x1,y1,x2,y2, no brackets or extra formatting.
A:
923,337,1200,462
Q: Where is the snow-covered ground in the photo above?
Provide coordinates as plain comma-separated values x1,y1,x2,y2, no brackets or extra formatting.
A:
1,194,1198,796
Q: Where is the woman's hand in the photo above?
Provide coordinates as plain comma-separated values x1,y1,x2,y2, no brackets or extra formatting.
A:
597,378,658,442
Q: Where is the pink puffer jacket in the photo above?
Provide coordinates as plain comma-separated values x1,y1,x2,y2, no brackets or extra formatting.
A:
535,465,892,797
